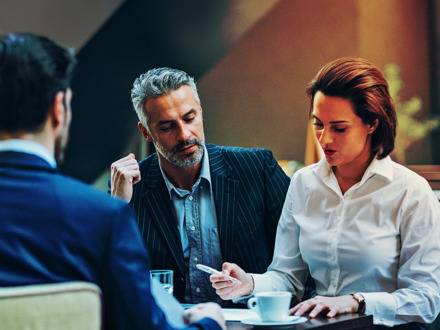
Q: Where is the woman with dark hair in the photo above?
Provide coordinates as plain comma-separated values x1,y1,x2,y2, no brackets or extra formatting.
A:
210,57,440,328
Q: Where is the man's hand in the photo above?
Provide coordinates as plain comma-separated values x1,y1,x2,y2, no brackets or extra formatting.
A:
183,302,226,330
210,262,254,300
289,295,358,318
110,153,140,202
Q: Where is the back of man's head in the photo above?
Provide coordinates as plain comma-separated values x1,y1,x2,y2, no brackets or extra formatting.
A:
0,33,76,133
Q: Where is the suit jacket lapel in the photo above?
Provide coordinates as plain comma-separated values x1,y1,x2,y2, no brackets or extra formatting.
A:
140,157,185,275
207,145,239,263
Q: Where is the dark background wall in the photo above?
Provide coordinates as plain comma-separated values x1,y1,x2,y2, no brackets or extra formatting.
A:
1,0,439,185
0,0,123,50
200,0,439,166
63,0,239,183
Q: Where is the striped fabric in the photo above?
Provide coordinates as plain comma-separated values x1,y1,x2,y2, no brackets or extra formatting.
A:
130,144,290,303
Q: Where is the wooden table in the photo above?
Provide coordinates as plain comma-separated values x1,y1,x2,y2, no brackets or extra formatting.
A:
226,313,373,329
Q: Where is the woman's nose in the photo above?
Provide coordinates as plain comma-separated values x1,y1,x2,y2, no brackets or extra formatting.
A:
318,128,333,146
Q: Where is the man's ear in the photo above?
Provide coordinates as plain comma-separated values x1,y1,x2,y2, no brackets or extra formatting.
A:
138,122,153,142
50,91,66,129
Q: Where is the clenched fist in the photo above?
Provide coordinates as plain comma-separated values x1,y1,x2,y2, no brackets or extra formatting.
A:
110,153,141,202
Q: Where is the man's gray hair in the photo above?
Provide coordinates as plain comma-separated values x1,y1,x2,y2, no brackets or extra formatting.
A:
131,67,200,129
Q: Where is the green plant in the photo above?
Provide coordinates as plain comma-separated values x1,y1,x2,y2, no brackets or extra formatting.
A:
384,64,440,164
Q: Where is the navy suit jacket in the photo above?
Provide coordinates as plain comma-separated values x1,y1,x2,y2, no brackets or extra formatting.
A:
0,151,219,330
129,144,290,304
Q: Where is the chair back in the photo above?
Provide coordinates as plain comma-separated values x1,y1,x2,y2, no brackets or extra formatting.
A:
407,165,440,190
0,281,102,330
407,165,440,201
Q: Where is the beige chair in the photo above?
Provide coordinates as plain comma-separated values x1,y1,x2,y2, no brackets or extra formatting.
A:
0,281,102,330
406,165,440,190
406,165,440,201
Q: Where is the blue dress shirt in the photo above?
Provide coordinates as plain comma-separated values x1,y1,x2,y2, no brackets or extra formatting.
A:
160,146,223,304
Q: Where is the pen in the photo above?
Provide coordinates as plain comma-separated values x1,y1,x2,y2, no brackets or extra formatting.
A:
196,264,240,283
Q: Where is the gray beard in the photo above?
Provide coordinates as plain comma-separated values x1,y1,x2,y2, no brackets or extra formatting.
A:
153,138,204,168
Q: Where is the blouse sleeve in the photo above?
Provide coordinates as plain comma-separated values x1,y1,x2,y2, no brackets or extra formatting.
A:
360,180,440,326
252,177,309,299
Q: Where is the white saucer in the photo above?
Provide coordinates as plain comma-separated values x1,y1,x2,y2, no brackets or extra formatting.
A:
241,315,307,326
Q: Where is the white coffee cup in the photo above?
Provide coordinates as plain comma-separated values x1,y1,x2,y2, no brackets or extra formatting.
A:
247,291,292,322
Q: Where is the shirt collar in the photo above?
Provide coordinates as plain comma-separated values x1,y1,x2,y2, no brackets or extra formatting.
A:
0,139,57,168
159,145,212,199
317,155,393,185
361,156,393,183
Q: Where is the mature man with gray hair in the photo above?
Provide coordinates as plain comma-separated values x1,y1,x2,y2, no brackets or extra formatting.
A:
110,67,290,306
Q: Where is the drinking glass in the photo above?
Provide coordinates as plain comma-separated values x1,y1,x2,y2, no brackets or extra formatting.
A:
150,269,174,295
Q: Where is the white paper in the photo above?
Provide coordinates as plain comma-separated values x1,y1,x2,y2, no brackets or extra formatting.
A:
150,277,186,328
221,308,258,321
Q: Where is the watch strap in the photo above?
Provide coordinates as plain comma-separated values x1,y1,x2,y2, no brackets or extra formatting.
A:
351,293,366,314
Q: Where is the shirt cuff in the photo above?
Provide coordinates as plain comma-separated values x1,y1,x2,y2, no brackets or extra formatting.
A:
360,292,396,327
251,273,286,293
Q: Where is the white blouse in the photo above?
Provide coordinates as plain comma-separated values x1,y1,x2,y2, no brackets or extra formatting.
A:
252,156,440,327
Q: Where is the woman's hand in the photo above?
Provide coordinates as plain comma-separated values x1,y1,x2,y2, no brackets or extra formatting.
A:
210,262,254,300
290,295,358,318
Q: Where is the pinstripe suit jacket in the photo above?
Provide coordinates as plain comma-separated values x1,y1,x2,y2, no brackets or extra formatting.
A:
130,144,290,303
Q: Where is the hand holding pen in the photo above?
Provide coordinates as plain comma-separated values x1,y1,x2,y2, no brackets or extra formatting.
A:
204,262,254,301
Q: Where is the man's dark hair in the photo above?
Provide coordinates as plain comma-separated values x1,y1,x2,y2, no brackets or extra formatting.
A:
0,33,77,132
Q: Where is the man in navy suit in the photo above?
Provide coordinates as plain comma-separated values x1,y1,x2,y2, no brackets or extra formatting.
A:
0,33,225,330
110,68,291,306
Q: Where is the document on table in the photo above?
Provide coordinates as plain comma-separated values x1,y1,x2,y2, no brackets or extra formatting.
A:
222,308,258,321
150,278,185,328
